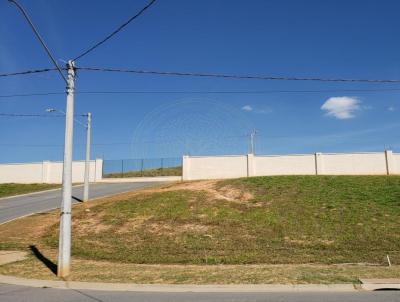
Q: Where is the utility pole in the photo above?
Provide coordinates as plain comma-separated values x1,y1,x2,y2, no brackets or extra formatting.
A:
57,60,75,278
8,0,75,278
46,108,90,203
250,129,257,154
83,112,91,202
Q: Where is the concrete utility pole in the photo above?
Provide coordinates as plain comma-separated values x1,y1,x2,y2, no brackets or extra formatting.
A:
8,0,75,279
57,60,75,278
46,108,91,203
83,112,91,202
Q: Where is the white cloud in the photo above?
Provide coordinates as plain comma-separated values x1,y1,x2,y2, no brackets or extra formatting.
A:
321,96,361,119
241,105,253,112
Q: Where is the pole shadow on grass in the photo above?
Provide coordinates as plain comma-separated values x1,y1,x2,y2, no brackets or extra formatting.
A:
72,196,84,203
29,245,57,275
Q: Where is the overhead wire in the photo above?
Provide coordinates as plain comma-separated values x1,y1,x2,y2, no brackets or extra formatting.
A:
0,113,64,117
2,87,400,99
2,66,400,84
77,66,400,83
8,0,67,84
0,68,56,78
72,0,157,61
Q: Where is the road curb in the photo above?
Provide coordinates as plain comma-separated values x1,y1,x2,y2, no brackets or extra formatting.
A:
359,278,400,291
0,275,358,292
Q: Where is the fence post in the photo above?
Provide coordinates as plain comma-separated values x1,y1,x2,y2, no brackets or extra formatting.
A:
161,158,164,176
315,152,323,175
182,155,190,181
385,150,394,175
121,159,124,178
141,159,144,177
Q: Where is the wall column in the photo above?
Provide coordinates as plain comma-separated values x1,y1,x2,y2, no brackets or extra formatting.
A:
385,150,394,175
315,153,323,175
182,155,190,181
42,161,51,183
94,158,103,182
247,153,255,177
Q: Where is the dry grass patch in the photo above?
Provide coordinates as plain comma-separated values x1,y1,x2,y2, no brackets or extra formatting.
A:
1,255,400,284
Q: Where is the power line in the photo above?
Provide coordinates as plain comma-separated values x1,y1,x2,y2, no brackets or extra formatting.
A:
0,92,63,98
77,66,400,84
3,66,400,84
2,87,400,99
0,113,64,117
0,113,87,117
0,68,56,78
8,0,67,84
0,143,128,147
73,0,157,61
79,88,400,93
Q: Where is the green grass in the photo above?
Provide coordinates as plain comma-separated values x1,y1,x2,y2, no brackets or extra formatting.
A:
38,175,400,265
104,166,182,178
0,183,60,198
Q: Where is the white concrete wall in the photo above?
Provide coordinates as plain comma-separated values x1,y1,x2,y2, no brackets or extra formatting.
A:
392,152,400,174
0,159,103,184
182,151,399,180
254,154,316,176
183,155,248,180
319,152,387,175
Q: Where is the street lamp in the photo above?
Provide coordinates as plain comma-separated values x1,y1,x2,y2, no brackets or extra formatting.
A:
47,108,92,202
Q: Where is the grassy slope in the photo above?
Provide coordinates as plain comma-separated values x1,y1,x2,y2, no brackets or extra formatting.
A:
104,166,182,178
0,183,60,198
37,175,400,265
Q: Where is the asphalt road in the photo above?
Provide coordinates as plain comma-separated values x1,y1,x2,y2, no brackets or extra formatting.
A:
1,284,399,302
0,182,160,224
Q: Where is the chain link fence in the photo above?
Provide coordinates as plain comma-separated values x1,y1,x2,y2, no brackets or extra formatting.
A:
103,157,182,178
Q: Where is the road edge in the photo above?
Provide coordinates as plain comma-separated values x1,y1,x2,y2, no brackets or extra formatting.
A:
0,275,358,292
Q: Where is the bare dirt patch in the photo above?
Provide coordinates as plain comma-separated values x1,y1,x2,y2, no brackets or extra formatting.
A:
74,217,112,235
147,222,209,236
0,212,58,245
159,180,254,202
284,236,335,246
90,180,255,206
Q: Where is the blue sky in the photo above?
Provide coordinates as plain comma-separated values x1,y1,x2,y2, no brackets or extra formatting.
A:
0,0,399,162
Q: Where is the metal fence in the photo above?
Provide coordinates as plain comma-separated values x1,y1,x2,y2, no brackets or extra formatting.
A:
103,157,182,178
